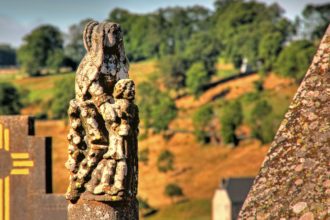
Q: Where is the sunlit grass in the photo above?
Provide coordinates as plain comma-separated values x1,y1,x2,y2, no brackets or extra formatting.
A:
146,199,211,220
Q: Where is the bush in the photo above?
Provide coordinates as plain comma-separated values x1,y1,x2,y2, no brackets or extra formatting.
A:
50,76,75,119
158,55,187,90
137,82,177,133
219,100,243,145
138,148,149,165
157,150,174,172
253,80,264,92
249,100,276,144
192,105,213,143
186,62,210,97
275,40,316,82
0,83,23,115
137,196,157,217
164,183,184,201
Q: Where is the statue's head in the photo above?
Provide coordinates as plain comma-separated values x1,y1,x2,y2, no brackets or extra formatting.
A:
113,79,135,100
82,20,127,68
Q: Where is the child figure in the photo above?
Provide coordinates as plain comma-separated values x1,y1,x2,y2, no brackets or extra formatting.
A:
94,79,138,196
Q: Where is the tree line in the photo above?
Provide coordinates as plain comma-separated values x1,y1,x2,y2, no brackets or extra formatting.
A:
1,1,329,145
0,1,328,76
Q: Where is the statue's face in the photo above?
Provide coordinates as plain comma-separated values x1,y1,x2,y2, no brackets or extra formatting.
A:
123,82,135,100
104,23,122,48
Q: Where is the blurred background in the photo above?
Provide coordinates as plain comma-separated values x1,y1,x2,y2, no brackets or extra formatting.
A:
0,0,329,219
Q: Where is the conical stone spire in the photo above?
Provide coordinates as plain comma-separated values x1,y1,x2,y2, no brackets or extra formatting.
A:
239,25,330,219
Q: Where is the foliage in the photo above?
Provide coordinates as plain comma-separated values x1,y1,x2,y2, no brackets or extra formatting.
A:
17,25,64,76
253,80,264,92
50,77,75,119
275,40,315,82
137,81,177,133
0,44,16,66
258,32,285,72
213,0,294,70
108,6,212,61
164,183,183,199
157,55,187,90
46,49,65,73
138,148,149,165
192,105,213,143
137,196,157,218
186,62,210,97
248,100,275,143
0,83,23,114
157,150,174,172
183,32,220,75
219,100,243,145
299,3,330,40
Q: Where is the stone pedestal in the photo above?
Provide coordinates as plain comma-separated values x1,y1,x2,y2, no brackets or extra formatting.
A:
68,199,138,220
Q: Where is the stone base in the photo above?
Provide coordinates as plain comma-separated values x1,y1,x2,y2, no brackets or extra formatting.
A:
68,199,138,220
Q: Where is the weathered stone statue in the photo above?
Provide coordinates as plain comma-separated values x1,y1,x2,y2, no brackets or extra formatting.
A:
65,20,139,220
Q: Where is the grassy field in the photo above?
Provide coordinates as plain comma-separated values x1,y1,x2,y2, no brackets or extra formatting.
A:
0,59,297,219
146,199,211,220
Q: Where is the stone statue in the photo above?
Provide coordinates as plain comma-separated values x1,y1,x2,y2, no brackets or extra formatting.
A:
65,20,139,220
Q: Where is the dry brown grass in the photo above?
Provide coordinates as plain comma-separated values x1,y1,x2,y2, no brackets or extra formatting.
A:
26,62,295,209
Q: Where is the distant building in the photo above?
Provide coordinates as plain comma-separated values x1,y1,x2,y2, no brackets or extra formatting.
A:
239,58,253,73
212,177,254,220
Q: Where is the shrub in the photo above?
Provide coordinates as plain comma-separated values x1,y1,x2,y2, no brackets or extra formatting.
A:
0,83,23,115
219,100,243,145
275,40,315,82
253,80,264,92
186,62,210,97
157,55,187,90
164,183,184,202
192,105,213,143
137,196,157,217
50,76,75,119
157,150,174,172
249,100,276,144
137,82,177,133
138,148,149,165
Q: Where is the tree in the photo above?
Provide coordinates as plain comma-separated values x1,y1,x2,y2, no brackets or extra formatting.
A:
108,6,211,61
275,40,315,82
249,100,275,144
164,183,183,202
300,3,330,41
258,32,285,72
157,150,174,172
219,100,243,145
192,105,213,143
0,44,16,66
213,1,294,70
50,76,75,119
137,81,177,133
17,25,64,76
186,62,210,97
183,32,220,75
0,83,23,114
157,55,188,90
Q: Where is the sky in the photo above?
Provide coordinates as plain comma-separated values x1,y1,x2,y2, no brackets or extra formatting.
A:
0,0,329,47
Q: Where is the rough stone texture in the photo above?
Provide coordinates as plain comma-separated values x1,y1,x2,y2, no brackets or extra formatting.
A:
66,20,139,220
0,116,67,220
68,199,138,220
238,26,330,219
